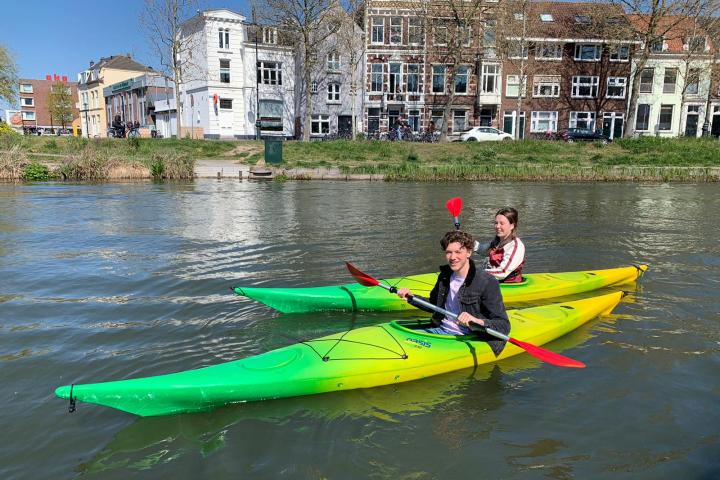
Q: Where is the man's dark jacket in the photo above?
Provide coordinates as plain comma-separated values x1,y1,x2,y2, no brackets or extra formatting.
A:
409,259,510,356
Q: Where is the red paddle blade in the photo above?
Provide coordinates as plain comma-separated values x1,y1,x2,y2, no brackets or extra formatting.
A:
346,262,380,287
509,338,586,368
445,197,463,218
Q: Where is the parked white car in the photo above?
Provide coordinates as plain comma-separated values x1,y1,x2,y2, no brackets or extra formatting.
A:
461,127,513,142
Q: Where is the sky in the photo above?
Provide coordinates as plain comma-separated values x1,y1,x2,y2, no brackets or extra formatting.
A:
0,0,251,116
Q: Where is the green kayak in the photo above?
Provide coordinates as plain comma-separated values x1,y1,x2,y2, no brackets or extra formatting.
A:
234,264,647,313
55,291,624,417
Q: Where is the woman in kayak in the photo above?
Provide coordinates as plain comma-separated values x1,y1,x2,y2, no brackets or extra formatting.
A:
396,230,510,356
480,207,525,283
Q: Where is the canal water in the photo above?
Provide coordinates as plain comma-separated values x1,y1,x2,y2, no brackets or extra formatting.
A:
1,180,718,479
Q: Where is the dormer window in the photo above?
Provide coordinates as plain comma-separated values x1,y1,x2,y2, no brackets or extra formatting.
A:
263,27,277,44
575,15,591,24
540,14,554,22
651,38,664,53
688,36,705,52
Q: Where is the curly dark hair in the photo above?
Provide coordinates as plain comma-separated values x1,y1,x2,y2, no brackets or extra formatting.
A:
440,230,474,251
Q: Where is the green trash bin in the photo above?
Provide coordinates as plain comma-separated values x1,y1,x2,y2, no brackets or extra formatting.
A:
264,137,283,165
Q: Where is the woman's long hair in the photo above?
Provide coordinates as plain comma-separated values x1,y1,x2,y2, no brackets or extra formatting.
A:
487,207,519,252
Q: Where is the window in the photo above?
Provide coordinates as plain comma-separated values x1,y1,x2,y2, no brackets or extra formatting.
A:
639,68,654,93
220,59,230,83
537,42,563,60
688,36,705,52
327,52,340,71
409,18,423,44
636,104,651,130
263,27,277,45
219,28,230,49
509,41,528,59
257,61,282,85
390,17,402,45
530,111,557,132
506,75,526,97
311,114,330,135
371,17,384,44
310,81,318,94
431,109,445,132
651,38,664,53
219,98,232,109
408,109,420,132
572,76,599,98
607,77,627,98
533,75,560,97
574,44,601,61
389,63,402,93
371,64,383,92
407,64,420,93
22,111,35,120
455,66,469,94
575,15,590,24
367,108,380,133
540,14,554,22
20,84,33,93
686,68,700,95
514,13,525,20
327,83,340,102
609,45,630,61
482,64,499,93
434,20,448,45
658,105,673,130
483,19,496,47
432,65,446,93
453,110,467,132
21,97,34,106
663,68,677,94
460,24,472,47
259,99,283,130
569,111,595,129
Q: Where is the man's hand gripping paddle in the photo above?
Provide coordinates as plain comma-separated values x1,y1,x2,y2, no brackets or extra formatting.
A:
345,262,586,368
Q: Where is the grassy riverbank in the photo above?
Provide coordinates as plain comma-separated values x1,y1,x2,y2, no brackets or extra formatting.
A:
1,132,719,181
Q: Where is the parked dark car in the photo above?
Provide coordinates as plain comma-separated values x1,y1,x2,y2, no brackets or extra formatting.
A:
557,128,611,144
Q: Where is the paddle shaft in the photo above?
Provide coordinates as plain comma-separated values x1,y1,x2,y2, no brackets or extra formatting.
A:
375,283,508,341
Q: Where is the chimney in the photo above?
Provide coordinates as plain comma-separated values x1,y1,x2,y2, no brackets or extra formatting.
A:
89,60,95,67
127,53,132,58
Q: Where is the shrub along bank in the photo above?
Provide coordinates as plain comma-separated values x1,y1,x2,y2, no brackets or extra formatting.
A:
1,133,719,181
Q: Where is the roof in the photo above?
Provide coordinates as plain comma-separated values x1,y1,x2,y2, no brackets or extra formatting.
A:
503,1,631,41
91,55,154,73
627,14,718,54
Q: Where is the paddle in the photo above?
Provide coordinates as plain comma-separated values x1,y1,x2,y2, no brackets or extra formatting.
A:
345,262,586,368
446,197,462,230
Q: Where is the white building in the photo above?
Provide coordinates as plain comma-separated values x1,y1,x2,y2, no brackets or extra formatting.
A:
177,9,295,139
628,17,715,137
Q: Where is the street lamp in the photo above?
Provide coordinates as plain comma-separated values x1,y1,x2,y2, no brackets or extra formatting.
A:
253,6,261,141
83,102,90,138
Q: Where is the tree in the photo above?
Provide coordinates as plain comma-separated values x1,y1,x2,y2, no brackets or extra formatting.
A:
141,0,202,138
47,80,74,130
257,0,341,141
0,45,18,106
700,11,720,136
416,0,491,142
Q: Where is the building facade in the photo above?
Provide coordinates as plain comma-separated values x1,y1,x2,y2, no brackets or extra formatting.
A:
103,73,175,137
293,6,366,139
629,15,716,137
18,76,79,134
177,9,295,139
76,55,153,138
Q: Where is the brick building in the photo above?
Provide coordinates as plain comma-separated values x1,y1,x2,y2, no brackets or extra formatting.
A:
19,75,80,134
